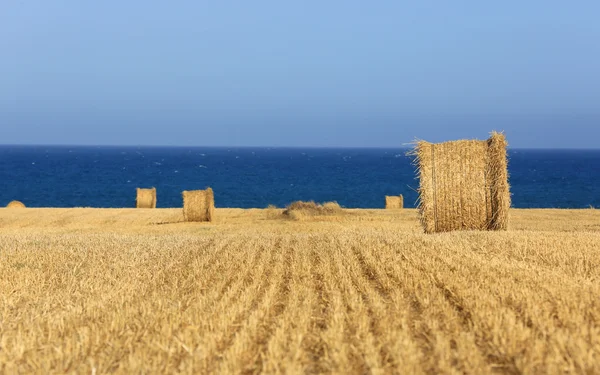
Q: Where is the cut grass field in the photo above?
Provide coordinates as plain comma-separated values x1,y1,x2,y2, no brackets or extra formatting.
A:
1,207,599,374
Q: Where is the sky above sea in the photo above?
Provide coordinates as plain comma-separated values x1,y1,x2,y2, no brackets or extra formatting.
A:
1,2,599,148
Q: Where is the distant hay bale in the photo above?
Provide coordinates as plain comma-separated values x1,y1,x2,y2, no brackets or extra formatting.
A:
282,201,343,220
136,187,157,208
321,201,342,211
385,195,404,209
415,131,510,233
182,188,215,222
6,200,26,208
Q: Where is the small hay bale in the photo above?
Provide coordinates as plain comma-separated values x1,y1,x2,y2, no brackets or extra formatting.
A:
136,187,157,208
415,131,510,233
321,201,342,212
282,201,343,220
385,195,404,209
286,201,320,212
182,188,215,222
6,200,26,208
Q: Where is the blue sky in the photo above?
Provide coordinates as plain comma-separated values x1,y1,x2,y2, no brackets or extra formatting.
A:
1,1,599,148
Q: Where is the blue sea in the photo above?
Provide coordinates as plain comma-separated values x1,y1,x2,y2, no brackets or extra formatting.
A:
0,146,598,209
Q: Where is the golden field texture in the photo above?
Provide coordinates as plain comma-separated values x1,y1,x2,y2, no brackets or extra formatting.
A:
0,207,599,374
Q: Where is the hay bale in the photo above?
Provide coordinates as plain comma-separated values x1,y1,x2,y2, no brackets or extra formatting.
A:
136,187,157,208
385,195,404,209
282,201,343,220
182,188,215,222
415,131,510,233
321,201,342,212
6,200,26,208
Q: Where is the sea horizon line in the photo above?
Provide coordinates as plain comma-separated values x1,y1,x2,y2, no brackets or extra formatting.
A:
1,144,599,151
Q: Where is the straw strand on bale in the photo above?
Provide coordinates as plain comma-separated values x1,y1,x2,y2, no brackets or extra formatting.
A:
136,188,157,208
415,132,510,233
385,195,404,209
487,132,510,230
416,142,436,233
6,200,26,208
182,188,215,222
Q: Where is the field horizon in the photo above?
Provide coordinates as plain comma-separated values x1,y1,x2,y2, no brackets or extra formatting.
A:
1,207,599,373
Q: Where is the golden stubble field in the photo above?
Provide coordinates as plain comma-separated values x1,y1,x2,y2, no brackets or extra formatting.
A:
1,207,599,374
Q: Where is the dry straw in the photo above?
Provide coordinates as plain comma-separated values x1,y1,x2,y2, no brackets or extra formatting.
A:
415,131,510,233
182,188,215,222
385,195,404,209
136,188,157,208
282,201,343,220
6,200,26,208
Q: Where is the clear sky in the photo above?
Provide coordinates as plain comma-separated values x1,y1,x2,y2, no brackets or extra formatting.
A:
1,1,599,148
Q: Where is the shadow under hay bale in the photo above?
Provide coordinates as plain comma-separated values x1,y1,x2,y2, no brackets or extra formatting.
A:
182,188,215,222
6,200,26,208
136,187,157,208
415,131,510,233
385,195,404,209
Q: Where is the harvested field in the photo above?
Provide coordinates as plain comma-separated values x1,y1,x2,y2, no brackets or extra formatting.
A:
0,207,599,373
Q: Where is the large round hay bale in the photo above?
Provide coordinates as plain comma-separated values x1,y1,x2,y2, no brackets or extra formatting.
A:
6,200,26,208
136,187,157,208
182,188,215,222
415,131,510,233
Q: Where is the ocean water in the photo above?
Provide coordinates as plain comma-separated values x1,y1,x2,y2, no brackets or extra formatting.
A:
0,146,598,209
